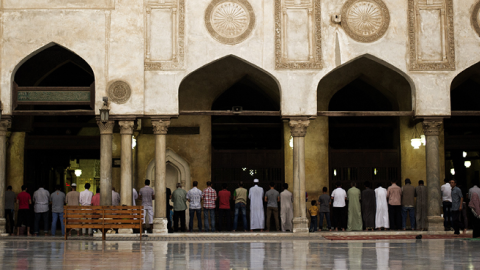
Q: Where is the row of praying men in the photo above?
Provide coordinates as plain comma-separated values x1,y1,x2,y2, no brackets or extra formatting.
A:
167,179,294,232
313,179,428,231
4,183,123,236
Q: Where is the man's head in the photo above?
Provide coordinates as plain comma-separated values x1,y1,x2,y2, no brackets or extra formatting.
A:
323,187,328,193
96,187,100,194
473,179,480,186
445,179,449,184
85,183,91,190
405,178,411,185
254,179,259,185
351,182,356,187
112,187,116,191
311,200,317,206
145,179,151,186
207,181,212,187
269,182,275,188
21,185,27,191
71,183,77,190
193,181,198,187
336,181,341,188
7,186,12,191
450,179,457,188
283,183,289,190
176,183,182,189
364,181,371,188
55,185,61,191
419,180,424,186
391,180,397,185
377,183,383,188
222,183,227,190
238,181,244,188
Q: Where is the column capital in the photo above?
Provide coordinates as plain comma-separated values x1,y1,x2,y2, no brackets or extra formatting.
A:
422,118,443,136
119,120,135,135
97,120,115,135
0,120,11,136
289,118,310,137
152,119,171,135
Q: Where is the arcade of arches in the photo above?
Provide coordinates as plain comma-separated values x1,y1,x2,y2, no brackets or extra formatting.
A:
0,48,477,233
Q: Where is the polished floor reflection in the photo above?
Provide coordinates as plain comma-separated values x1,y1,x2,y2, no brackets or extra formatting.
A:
1,239,480,269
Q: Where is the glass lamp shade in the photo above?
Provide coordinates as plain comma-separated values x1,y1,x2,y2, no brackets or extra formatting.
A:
463,151,468,158
450,168,455,175
100,107,109,123
411,138,422,149
465,161,472,168
74,169,82,177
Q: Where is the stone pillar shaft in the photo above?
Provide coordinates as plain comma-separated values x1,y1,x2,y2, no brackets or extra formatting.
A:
98,121,115,206
152,119,170,234
0,120,10,233
119,121,135,206
423,118,443,231
289,118,309,233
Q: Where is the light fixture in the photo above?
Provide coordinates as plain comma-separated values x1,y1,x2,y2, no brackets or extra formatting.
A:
334,169,337,176
411,138,422,149
465,161,472,168
100,97,110,124
75,169,82,177
289,136,293,149
463,151,467,158
450,168,455,175
132,136,137,149
242,167,247,171
421,135,426,146
374,168,377,175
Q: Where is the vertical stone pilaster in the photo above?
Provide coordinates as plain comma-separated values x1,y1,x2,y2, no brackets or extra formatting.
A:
97,121,115,206
422,118,444,231
152,118,171,234
289,118,309,233
119,121,135,207
0,119,10,234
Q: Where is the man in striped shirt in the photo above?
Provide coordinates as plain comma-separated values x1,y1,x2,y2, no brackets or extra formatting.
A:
187,181,203,232
202,181,217,232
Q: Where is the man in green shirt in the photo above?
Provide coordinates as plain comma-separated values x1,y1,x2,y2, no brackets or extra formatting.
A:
171,183,187,232
233,181,248,232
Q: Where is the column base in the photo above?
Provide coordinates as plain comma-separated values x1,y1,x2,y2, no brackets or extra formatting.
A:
153,218,169,234
427,216,444,231
0,218,5,234
292,217,309,233
118,229,133,234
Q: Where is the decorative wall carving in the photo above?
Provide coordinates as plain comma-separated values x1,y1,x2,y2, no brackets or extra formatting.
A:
97,121,115,135
145,0,185,71
205,0,255,45
107,80,131,104
275,0,322,69
422,118,443,136
341,0,390,43
471,0,480,37
119,121,135,135
152,119,171,135
408,0,455,71
289,118,310,137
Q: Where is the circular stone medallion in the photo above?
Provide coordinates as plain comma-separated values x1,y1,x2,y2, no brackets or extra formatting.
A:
205,0,255,45
107,80,131,104
472,1,480,37
341,0,390,43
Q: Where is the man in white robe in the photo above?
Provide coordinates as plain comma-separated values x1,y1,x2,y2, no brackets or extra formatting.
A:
280,183,294,232
375,183,389,230
249,179,265,231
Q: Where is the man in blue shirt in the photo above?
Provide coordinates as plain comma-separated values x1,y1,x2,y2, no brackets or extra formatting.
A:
450,179,466,235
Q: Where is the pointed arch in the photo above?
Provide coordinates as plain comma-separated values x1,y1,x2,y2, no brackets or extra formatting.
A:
146,149,192,192
450,61,480,111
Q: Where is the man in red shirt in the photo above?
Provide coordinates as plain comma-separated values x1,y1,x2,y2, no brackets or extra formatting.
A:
91,187,101,206
16,185,32,236
218,183,231,231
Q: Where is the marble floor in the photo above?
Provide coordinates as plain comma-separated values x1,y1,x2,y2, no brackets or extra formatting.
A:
1,238,480,269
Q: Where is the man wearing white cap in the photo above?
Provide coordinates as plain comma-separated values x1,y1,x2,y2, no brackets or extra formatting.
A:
65,183,80,236
249,179,265,231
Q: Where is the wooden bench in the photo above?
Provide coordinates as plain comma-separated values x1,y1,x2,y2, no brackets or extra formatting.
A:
64,206,144,241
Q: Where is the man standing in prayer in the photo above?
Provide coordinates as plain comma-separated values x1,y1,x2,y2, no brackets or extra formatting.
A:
468,179,480,201
166,187,173,233
387,180,402,230
318,187,331,231
5,186,15,235
375,183,389,230
401,179,416,230
331,182,347,231
79,183,93,236
362,181,376,231
450,179,467,235
415,180,428,231
139,179,155,232
186,181,202,232
249,179,264,232
203,181,217,232
65,183,80,236
50,185,65,236
264,182,280,232
171,182,187,232
16,185,32,236
133,188,138,206
233,181,248,232
91,188,101,206
280,183,294,232
347,182,362,231
441,179,453,231
218,183,232,231
112,187,120,206
33,185,50,236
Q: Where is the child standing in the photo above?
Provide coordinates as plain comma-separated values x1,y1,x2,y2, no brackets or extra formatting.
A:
318,187,332,231
309,200,319,232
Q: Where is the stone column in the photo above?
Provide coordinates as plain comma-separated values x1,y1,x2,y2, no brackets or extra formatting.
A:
289,118,309,233
152,119,170,234
119,121,135,206
422,118,443,231
0,119,10,234
97,120,115,206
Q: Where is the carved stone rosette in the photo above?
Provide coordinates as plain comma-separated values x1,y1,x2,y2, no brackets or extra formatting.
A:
275,0,322,69
422,118,443,136
119,121,135,135
205,0,256,45
107,81,132,104
341,0,390,43
152,119,171,135
408,0,455,71
289,119,310,137
471,0,480,37
97,121,115,135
